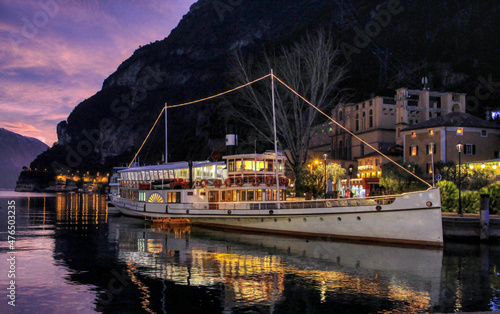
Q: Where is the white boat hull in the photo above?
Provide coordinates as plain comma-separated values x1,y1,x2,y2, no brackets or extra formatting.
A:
112,188,443,247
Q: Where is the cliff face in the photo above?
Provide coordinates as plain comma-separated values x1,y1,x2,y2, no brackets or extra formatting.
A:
0,128,48,189
28,0,500,175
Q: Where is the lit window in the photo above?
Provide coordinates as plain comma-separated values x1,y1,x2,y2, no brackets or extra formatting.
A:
411,132,416,137
426,163,433,174
429,129,434,135
410,146,418,156
481,130,487,137
457,128,463,135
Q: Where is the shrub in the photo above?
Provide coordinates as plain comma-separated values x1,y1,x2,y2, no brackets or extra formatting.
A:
461,190,480,214
480,182,500,215
437,180,458,212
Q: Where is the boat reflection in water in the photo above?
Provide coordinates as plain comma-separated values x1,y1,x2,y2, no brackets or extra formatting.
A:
109,217,443,313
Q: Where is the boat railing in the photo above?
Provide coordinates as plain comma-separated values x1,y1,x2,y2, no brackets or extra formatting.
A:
174,195,396,211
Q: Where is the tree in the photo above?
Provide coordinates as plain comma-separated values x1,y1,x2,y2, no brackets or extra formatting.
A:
380,159,426,194
295,163,346,197
226,29,347,177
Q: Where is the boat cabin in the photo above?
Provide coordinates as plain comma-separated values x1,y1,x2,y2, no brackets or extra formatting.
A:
116,153,289,205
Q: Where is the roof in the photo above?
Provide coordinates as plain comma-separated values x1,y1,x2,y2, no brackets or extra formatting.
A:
119,161,225,173
402,112,500,131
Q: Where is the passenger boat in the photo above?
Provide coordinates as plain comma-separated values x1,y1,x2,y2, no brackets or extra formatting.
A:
111,152,443,247
110,71,443,247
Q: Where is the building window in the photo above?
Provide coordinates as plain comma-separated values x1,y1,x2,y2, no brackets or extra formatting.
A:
362,111,366,129
426,163,433,174
410,146,418,156
369,100,373,106
426,144,437,155
369,110,373,128
339,110,343,122
481,130,487,137
355,114,359,131
429,129,434,136
457,128,463,136
464,144,475,155
411,132,416,137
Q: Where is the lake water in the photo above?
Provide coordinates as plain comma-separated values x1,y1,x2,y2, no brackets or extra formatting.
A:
0,192,499,313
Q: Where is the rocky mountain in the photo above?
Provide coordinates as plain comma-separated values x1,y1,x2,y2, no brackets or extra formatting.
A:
26,0,500,178
0,128,48,189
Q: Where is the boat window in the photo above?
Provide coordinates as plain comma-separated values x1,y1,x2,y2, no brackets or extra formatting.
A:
220,191,226,202
243,159,255,171
228,160,234,172
145,172,150,181
247,190,255,201
169,170,174,179
208,191,218,202
236,159,243,172
240,190,246,201
256,161,266,171
158,171,164,180
232,190,237,201
195,167,202,177
226,191,233,202
153,171,159,181
217,165,224,178
167,192,181,203
267,161,273,171
180,169,188,178
256,189,263,201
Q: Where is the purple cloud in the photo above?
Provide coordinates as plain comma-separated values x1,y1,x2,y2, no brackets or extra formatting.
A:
0,0,196,144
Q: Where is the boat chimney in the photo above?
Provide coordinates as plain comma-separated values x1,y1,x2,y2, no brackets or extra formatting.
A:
226,123,238,155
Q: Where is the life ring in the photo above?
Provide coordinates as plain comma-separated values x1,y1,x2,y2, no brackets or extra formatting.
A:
235,177,243,187
195,180,201,187
200,179,208,188
265,177,273,187
279,177,288,187
251,177,260,187
213,179,222,188
224,178,232,188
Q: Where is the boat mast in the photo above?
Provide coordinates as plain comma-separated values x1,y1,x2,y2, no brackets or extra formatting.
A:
271,69,281,202
165,102,168,164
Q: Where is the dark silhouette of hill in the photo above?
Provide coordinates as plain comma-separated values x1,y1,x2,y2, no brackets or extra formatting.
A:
0,128,48,189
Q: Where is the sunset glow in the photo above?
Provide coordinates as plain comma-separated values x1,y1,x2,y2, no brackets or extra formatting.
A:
0,0,196,144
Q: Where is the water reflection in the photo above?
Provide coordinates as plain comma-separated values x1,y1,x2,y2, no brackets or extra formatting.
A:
108,218,445,313
1,193,499,313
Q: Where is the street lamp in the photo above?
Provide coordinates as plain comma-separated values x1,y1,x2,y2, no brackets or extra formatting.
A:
323,154,327,198
456,142,463,216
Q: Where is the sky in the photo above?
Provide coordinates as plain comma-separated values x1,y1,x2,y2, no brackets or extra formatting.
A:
0,0,197,144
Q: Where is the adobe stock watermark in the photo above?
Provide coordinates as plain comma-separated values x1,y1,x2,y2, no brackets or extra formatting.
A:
213,0,242,22
466,74,500,113
95,268,131,311
50,65,167,173
8,0,69,52
340,0,404,63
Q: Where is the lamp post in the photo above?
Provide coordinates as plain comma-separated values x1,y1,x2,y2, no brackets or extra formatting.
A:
323,154,327,198
429,142,435,187
456,142,463,216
